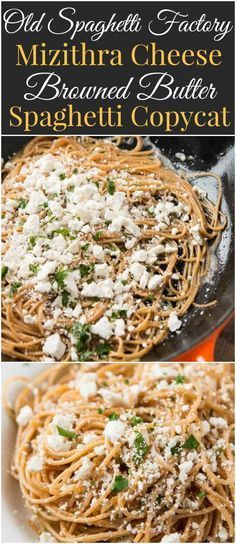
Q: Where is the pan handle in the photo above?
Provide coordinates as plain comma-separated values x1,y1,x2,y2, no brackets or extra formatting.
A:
174,319,231,362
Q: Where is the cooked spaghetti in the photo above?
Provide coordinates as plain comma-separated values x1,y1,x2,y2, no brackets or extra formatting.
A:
2,137,226,361
4,362,234,543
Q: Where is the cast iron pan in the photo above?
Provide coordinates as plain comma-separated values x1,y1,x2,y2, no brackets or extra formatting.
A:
2,136,235,362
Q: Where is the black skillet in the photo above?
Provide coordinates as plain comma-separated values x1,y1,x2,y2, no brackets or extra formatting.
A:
149,136,235,361
2,136,234,362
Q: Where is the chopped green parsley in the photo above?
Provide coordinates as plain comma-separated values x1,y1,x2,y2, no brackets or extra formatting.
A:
96,343,112,359
1,265,9,279
111,309,127,319
133,432,148,464
175,375,185,384
61,290,70,307
109,413,119,421
71,322,91,353
107,179,116,195
9,281,22,296
17,198,28,209
94,231,103,240
29,264,39,275
79,263,94,277
182,434,200,450
130,416,143,427
54,269,70,289
56,426,78,439
111,475,128,493
197,490,206,499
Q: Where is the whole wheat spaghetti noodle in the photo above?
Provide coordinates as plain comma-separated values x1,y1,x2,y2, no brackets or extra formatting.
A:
4,362,234,542
2,137,226,361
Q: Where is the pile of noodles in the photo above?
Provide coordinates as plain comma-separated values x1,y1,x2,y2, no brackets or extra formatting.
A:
4,362,234,543
2,137,226,361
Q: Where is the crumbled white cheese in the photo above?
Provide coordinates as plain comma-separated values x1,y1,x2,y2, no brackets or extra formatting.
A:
91,316,113,340
35,281,52,293
164,436,179,459
74,457,94,480
218,525,228,542
130,262,146,281
83,433,99,445
36,153,63,174
72,303,82,318
127,384,143,406
193,186,207,199
168,311,182,332
27,455,44,472
148,274,162,290
62,276,77,299
39,532,56,542
179,460,193,483
23,214,40,234
161,534,181,543
94,445,105,455
114,318,125,337
70,347,79,361
165,243,177,253
131,250,147,262
175,152,186,162
43,319,54,331
23,314,37,325
42,333,66,360
36,261,58,281
196,473,206,481
209,417,227,429
48,200,64,218
175,425,182,434
81,279,114,299
125,238,136,249
92,245,104,260
104,420,126,443
47,434,71,452
16,405,33,426
51,413,74,432
98,388,124,406
47,414,74,451
108,216,140,237
94,263,110,278
139,269,150,289
201,420,210,436
190,223,202,245
150,363,177,379
75,372,97,400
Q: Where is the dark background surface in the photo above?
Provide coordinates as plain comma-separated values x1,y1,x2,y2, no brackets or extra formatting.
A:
215,320,234,362
2,1,235,134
